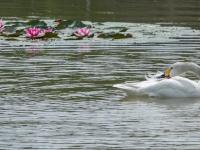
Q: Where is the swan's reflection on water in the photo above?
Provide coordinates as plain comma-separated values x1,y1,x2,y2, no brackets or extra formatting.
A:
122,94,200,108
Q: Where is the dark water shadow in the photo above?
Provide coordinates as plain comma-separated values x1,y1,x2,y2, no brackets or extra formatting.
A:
1,0,200,27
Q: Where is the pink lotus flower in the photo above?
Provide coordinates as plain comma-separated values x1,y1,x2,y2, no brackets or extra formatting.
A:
73,28,93,38
25,27,53,39
0,20,5,33
25,27,45,39
43,28,53,33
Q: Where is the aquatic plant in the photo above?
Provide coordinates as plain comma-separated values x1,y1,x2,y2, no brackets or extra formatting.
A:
54,19,62,26
55,19,90,29
27,19,48,29
73,27,93,38
25,27,57,39
0,20,5,33
25,27,46,39
0,19,134,41
43,28,53,33
98,32,132,39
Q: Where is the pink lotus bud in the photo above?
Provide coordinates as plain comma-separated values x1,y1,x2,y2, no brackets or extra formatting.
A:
44,28,53,33
54,19,62,25
73,27,92,38
0,20,5,33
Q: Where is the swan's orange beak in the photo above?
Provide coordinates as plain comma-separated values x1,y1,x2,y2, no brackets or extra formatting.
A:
164,68,171,78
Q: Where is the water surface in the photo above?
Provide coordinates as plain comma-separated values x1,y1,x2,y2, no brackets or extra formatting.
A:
1,21,200,149
1,1,200,149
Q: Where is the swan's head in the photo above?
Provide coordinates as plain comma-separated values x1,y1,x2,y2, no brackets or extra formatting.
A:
164,63,178,78
163,62,200,78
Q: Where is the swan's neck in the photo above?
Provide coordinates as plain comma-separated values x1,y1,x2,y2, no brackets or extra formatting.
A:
184,63,200,78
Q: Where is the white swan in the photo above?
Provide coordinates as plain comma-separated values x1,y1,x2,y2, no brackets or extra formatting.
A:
113,62,200,98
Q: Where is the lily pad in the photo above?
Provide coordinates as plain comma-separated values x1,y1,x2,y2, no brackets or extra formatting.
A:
106,27,129,32
5,38,19,41
43,32,59,38
119,28,128,32
3,30,23,37
55,20,90,30
64,37,84,40
6,21,27,28
98,32,132,39
2,27,24,37
27,19,48,29
3,26,16,33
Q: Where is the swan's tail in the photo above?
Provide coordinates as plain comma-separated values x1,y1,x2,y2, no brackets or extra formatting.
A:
113,82,149,96
113,83,138,91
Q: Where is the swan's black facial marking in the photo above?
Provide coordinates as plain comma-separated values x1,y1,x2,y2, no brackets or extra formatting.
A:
156,73,165,79
159,73,165,78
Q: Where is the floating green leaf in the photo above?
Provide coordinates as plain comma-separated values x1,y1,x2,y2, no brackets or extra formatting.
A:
5,38,18,41
2,27,24,37
6,21,27,28
4,30,24,37
64,37,83,40
3,26,16,33
55,20,90,30
106,27,128,32
27,19,48,29
119,28,128,32
98,32,132,39
43,32,59,38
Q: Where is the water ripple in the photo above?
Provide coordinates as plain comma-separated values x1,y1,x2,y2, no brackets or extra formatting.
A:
1,23,200,149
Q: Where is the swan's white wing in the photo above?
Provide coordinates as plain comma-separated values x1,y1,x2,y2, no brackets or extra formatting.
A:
113,76,200,97
113,79,161,96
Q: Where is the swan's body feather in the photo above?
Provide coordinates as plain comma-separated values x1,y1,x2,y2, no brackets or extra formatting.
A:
114,76,200,98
